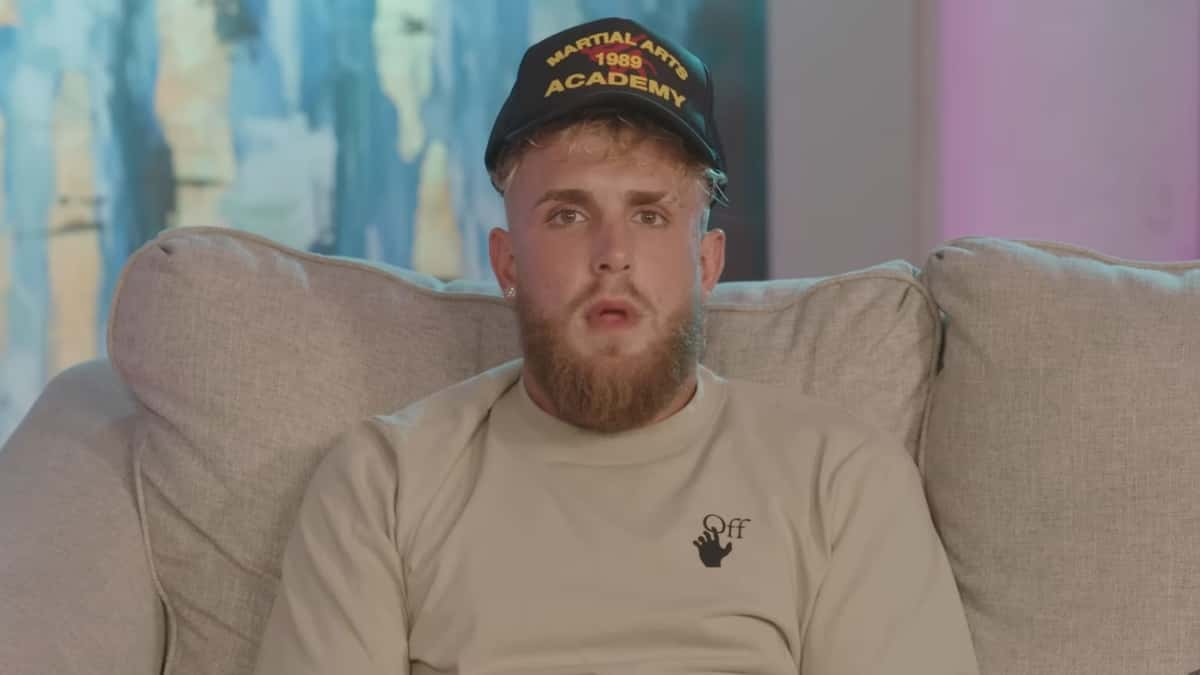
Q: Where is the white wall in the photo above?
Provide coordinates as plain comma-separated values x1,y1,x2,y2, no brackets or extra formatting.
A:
767,0,923,278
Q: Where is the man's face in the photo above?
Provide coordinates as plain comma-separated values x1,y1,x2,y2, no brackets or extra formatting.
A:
489,126,726,432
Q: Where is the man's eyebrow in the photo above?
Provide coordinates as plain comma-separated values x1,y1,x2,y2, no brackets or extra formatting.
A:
533,188,673,209
534,188,594,207
627,190,669,206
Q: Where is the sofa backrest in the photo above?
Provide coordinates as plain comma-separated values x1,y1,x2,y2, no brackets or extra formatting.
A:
108,226,939,675
921,238,1200,675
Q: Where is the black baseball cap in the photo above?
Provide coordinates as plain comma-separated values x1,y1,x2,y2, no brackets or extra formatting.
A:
485,17,727,191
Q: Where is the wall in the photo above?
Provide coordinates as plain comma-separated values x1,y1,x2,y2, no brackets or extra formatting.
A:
938,0,1200,261
767,0,922,278
768,0,1200,278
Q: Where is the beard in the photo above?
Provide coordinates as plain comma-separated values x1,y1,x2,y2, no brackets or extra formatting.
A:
515,283,706,433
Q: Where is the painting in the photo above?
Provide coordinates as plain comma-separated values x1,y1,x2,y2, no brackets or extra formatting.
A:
0,0,766,444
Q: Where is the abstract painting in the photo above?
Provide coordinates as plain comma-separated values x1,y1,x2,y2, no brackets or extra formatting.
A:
0,0,765,443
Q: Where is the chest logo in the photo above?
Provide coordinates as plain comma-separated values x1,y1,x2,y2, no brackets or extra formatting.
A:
693,513,751,568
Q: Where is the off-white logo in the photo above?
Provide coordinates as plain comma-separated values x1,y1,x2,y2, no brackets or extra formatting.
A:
693,514,751,568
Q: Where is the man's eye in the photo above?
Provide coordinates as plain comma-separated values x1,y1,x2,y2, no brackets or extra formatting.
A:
636,210,668,227
548,208,585,226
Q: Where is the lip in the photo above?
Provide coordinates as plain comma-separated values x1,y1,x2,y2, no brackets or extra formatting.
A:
583,297,641,324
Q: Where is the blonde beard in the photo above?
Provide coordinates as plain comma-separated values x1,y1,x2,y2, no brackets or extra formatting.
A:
516,291,705,433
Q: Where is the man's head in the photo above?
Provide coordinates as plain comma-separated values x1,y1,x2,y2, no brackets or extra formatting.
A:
485,18,728,433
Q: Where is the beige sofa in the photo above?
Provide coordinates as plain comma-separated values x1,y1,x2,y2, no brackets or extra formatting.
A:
2,226,1198,675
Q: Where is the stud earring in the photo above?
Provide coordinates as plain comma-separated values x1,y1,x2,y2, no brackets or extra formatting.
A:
504,287,516,299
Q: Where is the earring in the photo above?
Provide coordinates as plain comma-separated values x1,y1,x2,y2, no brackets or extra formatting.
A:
504,287,516,299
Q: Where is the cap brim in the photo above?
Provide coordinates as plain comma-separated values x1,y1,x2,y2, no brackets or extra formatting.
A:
497,89,728,205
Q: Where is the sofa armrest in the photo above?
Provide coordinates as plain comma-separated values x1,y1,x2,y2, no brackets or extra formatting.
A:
0,359,165,675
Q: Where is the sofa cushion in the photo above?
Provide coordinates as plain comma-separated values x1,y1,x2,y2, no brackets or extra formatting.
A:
108,226,939,675
0,360,165,675
920,238,1200,675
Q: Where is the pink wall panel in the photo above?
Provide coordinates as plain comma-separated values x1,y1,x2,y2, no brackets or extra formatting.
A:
939,1,1200,260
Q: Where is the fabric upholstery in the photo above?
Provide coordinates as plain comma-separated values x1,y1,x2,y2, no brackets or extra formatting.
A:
0,359,165,675
920,238,1200,675
107,226,939,675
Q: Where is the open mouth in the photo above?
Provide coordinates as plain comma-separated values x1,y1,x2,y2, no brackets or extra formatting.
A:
585,299,640,328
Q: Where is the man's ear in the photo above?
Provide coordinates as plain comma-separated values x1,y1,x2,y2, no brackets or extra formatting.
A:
699,227,726,300
488,226,517,292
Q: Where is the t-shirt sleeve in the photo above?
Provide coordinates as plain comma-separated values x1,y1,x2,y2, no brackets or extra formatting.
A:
254,419,410,675
800,434,979,675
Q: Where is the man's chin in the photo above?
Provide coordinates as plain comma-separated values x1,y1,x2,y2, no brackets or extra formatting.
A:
575,347,653,373
550,360,670,432
571,327,651,357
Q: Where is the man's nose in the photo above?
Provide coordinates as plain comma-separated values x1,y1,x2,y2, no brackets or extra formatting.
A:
591,219,632,274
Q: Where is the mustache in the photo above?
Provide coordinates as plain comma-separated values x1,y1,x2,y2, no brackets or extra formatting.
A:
564,279,652,316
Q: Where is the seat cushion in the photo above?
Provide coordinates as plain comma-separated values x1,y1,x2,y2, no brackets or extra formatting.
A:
109,226,939,675
920,238,1200,675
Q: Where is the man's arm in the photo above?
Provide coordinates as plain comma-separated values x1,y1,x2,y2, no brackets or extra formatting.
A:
254,420,409,674
801,436,979,675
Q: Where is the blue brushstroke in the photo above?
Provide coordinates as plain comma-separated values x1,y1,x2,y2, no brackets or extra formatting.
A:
227,0,410,262
226,0,289,158
91,0,174,355
319,0,412,264
433,0,531,281
328,0,382,258
295,0,333,129
0,1,61,444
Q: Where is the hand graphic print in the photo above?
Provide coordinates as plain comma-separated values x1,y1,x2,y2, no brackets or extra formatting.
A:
693,526,732,567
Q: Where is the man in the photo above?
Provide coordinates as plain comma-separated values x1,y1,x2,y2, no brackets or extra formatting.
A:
254,17,979,675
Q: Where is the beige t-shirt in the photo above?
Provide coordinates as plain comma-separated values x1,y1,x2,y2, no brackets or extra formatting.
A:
254,360,979,675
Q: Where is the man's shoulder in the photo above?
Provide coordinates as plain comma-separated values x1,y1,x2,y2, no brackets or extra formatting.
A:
369,358,524,448
714,373,917,516
323,359,523,479
712,370,908,464
716,372,876,432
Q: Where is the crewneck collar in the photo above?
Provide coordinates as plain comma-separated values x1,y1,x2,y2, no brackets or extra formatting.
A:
490,363,727,466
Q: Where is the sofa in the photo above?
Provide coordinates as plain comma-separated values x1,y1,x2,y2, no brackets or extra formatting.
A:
1,226,1197,675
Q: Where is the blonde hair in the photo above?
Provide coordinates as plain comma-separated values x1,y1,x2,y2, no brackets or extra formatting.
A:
489,109,728,223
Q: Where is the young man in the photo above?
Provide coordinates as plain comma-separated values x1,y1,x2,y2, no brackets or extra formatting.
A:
254,17,979,675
